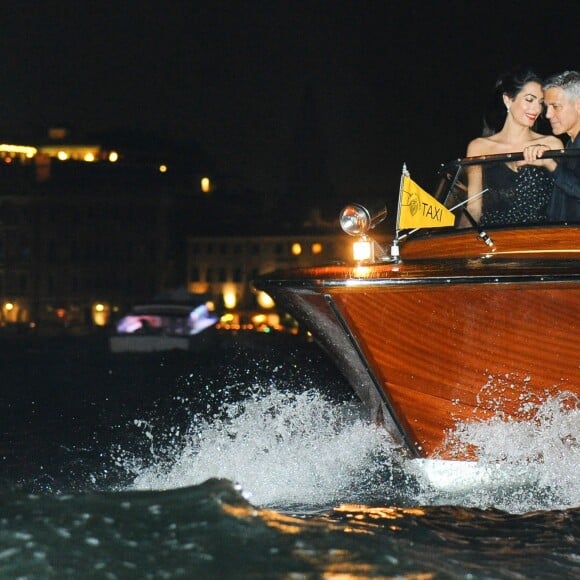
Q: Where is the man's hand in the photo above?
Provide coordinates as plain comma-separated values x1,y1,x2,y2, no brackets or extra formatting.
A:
518,144,558,171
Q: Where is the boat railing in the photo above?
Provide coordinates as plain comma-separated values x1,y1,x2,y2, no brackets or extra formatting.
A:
439,148,580,173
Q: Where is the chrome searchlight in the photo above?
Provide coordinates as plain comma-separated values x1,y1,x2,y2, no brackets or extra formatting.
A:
339,202,388,264
339,202,387,236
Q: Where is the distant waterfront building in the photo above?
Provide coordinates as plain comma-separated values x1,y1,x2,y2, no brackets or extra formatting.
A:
0,129,214,333
0,128,362,334
185,233,351,328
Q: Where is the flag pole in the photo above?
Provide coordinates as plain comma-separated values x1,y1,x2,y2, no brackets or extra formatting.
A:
395,163,409,239
392,163,409,259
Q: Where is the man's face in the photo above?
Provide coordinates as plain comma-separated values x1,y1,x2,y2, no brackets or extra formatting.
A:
544,87,580,138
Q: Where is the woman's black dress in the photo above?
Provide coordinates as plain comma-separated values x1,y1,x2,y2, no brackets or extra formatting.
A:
481,164,554,226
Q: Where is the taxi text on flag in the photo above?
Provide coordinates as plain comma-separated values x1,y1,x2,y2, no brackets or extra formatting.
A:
397,175,455,230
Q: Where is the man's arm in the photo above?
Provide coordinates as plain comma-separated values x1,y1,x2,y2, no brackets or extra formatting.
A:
553,161,580,199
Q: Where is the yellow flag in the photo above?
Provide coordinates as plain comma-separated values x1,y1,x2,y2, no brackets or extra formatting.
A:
397,175,455,230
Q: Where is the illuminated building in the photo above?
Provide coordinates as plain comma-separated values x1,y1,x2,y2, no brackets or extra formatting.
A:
186,234,352,330
0,129,214,333
0,127,356,335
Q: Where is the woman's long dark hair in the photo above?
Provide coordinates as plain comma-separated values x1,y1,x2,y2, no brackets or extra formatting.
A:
482,67,542,136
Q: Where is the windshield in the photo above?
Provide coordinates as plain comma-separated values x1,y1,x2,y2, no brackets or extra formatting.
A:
437,148,580,229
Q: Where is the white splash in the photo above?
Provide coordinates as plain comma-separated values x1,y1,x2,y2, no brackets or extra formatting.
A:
127,389,399,507
120,387,579,513
413,391,580,512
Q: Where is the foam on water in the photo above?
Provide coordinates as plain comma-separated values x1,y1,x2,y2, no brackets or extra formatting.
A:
118,386,579,513
125,389,401,507
414,391,580,512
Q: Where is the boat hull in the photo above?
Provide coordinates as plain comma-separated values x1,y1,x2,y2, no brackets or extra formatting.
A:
327,280,579,458
256,227,580,460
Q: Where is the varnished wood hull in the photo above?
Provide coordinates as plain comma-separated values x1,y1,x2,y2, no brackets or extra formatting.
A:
256,226,580,460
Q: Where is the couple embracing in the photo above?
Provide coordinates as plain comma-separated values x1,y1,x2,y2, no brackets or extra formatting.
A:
466,69,579,226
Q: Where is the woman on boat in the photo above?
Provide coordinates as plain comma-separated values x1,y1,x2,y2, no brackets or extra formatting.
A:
465,68,563,226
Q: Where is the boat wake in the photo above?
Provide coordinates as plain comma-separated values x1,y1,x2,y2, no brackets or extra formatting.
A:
121,389,402,509
114,384,579,514
414,390,580,512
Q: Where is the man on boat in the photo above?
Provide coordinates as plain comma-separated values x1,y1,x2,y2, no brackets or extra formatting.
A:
521,70,580,222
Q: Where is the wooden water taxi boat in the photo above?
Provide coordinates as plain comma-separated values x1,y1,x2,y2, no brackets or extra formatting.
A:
255,150,580,461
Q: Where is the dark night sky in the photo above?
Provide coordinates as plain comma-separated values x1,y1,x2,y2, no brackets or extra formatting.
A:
1,1,577,204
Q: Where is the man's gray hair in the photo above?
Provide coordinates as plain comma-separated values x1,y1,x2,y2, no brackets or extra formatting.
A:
544,70,580,100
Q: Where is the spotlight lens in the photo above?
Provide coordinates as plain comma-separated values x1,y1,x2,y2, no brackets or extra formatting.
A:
339,204,369,236
339,202,387,236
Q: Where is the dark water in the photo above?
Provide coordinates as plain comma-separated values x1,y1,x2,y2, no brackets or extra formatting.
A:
0,334,578,578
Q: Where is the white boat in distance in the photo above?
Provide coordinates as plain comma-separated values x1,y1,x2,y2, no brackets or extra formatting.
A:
109,291,218,353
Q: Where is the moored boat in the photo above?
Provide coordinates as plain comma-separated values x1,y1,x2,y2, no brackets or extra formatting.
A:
109,291,218,353
255,150,580,461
